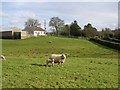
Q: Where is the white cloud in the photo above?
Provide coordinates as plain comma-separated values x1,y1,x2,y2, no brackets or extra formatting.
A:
6,10,45,29
1,0,49,2
20,11,37,19
1,2,118,30
1,0,119,2
0,12,9,17
10,19,21,24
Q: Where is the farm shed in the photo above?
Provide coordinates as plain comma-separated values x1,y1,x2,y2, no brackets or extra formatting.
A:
0,31,13,39
23,26,46,37
0,27,28,39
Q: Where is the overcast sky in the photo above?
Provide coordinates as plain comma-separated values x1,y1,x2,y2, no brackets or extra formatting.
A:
0,1,119,31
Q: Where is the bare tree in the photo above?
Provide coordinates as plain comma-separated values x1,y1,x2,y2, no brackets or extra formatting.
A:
25,18,39,27
49,17,64,36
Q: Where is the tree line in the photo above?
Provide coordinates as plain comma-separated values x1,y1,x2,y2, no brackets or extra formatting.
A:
49,17,119,39
25,17,120,39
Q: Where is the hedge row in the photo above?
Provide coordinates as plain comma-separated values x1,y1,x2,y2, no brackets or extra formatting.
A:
89,38,120,50
103,38,120,43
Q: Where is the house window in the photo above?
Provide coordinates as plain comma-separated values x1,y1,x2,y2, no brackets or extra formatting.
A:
38,32,40,35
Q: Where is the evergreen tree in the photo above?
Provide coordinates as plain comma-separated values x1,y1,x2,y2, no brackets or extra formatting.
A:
70,20,81,36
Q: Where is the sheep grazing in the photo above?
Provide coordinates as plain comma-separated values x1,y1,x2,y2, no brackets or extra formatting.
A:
0,55,6,60
46,54,67,66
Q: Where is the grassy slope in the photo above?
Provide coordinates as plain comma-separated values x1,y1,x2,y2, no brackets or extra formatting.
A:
1,36,118,88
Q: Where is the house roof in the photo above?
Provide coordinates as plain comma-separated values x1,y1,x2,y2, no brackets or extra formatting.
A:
23,26,45,31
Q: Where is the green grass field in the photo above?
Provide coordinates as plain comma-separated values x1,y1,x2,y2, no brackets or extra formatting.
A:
1,36,118,88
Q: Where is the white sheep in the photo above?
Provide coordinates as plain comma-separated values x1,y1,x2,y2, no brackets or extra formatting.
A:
0,55,6,60
46,54,67,66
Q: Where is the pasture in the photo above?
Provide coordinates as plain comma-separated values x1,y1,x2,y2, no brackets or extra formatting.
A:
1,36,118,88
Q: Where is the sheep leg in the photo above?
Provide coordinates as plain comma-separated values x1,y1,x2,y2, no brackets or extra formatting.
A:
57,62,61,65
46,58,51,66
61,62,64,67
51,59,55,67
51,61,54,67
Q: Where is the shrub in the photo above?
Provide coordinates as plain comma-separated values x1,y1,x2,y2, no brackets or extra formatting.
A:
89,38,120,50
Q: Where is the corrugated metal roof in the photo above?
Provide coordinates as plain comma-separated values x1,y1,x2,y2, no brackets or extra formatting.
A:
0,27,22,32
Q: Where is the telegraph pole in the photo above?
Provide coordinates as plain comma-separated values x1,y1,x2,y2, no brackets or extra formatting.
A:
44,19,46,30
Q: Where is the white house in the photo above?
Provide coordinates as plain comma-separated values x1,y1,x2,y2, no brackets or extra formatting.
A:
34,30,46,37
23,26,46,37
